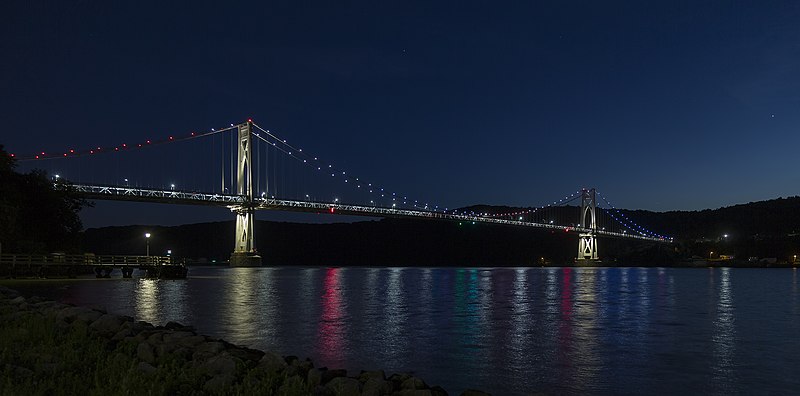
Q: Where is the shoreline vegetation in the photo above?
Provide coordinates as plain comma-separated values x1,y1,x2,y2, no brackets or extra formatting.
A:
0,286,491,396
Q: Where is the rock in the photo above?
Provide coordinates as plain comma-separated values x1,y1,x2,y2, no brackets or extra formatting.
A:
137,361,157,375
146,332,164,346
321,368,348,385
258,351,288,374
362,377,394,396
112,328,134,341
203,374,236,393
286,358,313,377
193,341,226,360
397,391,433,396
306,368,323,388
162,331,194,344
178,335,207,348
171,347,193,362
325,377,361,396
359,370,386,382
133,321,154,332
228,347,264,364
430,386,449,396
155,343,177,358
57,306,103,323
460,390,491,396
197,352,239,377
11,296,25,304
164,321,187,330
90,314,126,336
401,377,429,390
137,342,156,364
284,355,299,365
388,373,413,388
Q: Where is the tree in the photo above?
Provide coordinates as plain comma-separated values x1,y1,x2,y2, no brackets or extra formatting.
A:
0,145,90,253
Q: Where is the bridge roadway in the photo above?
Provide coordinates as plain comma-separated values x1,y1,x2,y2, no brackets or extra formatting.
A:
70,184,667,242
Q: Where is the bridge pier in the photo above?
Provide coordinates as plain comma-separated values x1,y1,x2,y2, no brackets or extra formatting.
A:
577,188,600,262
230,206,261,267
229,121,262,267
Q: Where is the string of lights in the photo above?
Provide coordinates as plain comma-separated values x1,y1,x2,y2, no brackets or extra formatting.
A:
13,125,238,161
251,123,449,212
487,189,583,218
596,191,670,239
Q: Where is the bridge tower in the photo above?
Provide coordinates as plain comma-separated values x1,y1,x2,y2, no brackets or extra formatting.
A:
229,121,262,267
577,188,599,261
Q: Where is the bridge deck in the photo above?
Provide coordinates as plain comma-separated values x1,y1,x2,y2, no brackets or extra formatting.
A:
70,184,667,242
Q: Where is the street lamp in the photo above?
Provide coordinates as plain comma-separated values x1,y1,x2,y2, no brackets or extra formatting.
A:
145,233,151,256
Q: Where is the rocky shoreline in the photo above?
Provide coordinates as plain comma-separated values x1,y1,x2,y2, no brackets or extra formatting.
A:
0,286,490,396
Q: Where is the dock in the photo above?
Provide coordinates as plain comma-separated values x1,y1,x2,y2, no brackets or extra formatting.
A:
0,254,188,279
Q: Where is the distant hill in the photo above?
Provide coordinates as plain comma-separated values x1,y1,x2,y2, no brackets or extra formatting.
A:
80,196,800,265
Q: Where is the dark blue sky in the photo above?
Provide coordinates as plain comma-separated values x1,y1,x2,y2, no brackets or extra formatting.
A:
2,1,799,228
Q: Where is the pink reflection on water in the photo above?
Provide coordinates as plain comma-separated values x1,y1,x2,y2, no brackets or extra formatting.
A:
318,267,345,366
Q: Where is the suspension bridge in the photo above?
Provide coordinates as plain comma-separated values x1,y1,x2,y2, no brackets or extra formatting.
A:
11,120,671,266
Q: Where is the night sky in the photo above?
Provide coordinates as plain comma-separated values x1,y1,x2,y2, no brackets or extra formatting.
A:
2,1,799,228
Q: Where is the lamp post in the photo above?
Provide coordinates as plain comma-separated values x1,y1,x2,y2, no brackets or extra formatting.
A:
145,233,151,257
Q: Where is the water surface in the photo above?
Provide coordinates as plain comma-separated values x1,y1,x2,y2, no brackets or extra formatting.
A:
5,267,800,395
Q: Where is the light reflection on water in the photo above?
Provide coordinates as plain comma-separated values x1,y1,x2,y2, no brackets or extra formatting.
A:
6,267,800,395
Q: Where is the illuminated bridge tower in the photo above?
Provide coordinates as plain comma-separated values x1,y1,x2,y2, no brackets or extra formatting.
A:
229,121,262,267
577,188,599,261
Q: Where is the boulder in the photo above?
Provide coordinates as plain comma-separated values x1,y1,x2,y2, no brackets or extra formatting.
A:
197,352,239,377
90,314,126,336
146,332,164,346
57,306,103,323
136,343,155,364
228,347,264,364
137,362,157,375
258,351,288,374
362,377,394,396
430,386,449,396
359,370,386,382
460,390,491,396
162,331,194,345
193,341,226,360
401,377,429,390
203,374,236,393
321,368,348,385
11,296,25,304
396,390,433,396
178,335,207,348
111,328,134,341
325,377,361,396
307,368,323,388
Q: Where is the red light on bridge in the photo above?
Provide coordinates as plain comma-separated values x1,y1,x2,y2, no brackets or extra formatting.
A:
9,153,14,157
41,152,45,155
90,150,94,154
35,155,39,159
122,143,127,147
146,140,151,144
63,153,67,157
169,136,174,140
247,118,252,123
330,207,335,214
69,149,74,153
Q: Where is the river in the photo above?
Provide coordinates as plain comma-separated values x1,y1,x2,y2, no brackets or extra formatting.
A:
4,266,800,395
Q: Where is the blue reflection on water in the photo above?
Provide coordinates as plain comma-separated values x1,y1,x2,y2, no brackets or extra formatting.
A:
6,267,800,395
